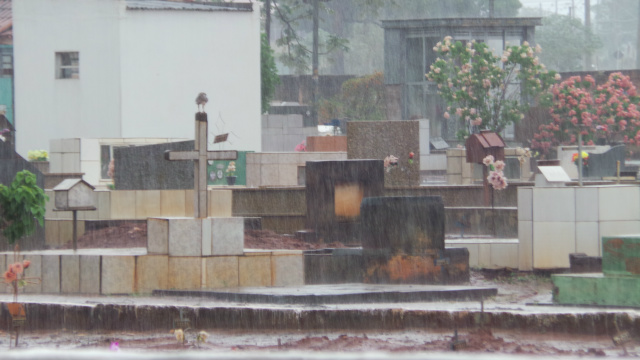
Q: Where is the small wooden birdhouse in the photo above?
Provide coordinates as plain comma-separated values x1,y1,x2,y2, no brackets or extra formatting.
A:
53,179,96,210
465,130,506,163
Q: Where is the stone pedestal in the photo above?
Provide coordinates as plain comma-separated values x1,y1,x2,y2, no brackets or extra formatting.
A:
147,217,244,256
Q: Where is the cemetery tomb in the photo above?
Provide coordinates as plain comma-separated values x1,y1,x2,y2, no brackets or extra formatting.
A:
553,234,640,307
360,196,469,284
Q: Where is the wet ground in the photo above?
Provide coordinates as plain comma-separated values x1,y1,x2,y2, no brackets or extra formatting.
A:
0,328,628,356
2,271,640,357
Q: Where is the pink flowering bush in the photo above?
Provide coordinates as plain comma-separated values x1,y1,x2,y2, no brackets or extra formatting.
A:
532,72,640,153
426,37,558,140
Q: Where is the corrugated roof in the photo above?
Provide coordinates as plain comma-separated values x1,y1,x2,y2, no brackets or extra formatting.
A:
0,0,12,42
126,0,253,12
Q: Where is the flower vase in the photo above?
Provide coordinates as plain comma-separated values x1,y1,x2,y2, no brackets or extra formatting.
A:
226,176,237,186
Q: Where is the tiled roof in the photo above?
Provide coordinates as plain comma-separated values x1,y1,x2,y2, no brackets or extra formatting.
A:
126,0,252,12
0,0,11,42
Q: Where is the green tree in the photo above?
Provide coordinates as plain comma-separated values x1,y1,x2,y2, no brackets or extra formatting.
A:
261,33,280,113
0,170,48,244
535,14,602,72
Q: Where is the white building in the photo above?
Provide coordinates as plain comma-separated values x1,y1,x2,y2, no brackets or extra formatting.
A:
12,0,261,158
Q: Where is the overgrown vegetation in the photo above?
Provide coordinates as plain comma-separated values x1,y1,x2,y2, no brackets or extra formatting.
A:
318,72,386,123
0,170,48,244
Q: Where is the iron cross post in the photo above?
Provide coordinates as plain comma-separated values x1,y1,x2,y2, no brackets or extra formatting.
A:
165,112,237,218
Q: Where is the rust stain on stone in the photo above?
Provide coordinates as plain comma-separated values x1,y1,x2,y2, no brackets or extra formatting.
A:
625,258,640,274
603,238,625,259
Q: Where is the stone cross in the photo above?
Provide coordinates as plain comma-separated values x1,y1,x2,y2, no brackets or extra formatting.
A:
165,112,237,218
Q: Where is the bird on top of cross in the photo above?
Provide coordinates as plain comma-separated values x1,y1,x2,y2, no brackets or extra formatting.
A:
196,92,208,113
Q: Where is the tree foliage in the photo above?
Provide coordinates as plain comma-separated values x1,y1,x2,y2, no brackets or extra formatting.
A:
0,170,48,244
261,33,280,113
426,37,558,140
531,73,640,153
318,72,386,122
535,14,602,72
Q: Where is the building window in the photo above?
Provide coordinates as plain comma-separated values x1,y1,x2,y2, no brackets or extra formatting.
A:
55,52,79,79
0,50,12,77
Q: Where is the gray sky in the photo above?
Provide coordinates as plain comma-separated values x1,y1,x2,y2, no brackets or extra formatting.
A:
519,0,589,22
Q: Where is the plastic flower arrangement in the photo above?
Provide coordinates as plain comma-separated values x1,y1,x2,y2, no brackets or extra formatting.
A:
226,161,236,177
27,150,49,162
483,155,508,190
4,254,40,302
383,155,398,173
572,151,589,168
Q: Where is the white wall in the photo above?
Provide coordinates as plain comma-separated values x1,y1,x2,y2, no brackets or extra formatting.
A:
13,0,124,157
13,0,262,157
119,6,261,152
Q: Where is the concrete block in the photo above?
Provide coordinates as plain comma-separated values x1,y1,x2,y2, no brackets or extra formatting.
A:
517,187,533,221
50,139,62,153
533,221,575,269
446,157,462,174
45,220,61,248
62,152,81,173
447,174,462,185
147,218,168,255
576,222,600,257
62,138,80,153
275,164,294,186
260,153,279,164
61,255,80,293
45,190,58,219
22,254,42,294
532,187,575,222
239,255,271,287
96,190,111,220
211,217,244,256
168,218,202,257
599,186,640,221
136,255,169,293
135,190,161,218
101,256,135,294
208,190,232,217
261,164,280,186
478,244,491,268
79,255,101,294
49,153,62,173
518,220,533,271
185,190,195,218
490,244,519,269
110,191,137,219
271,255,304,286
160,190,187,217
80,138,99,161
42,255,60,293
599,221,640,242
576,187,598,222
168,257,202,290
205,256,239,288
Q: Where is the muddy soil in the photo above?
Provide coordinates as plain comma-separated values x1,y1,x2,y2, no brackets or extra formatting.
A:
0,328,631,356
62,224,348,250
